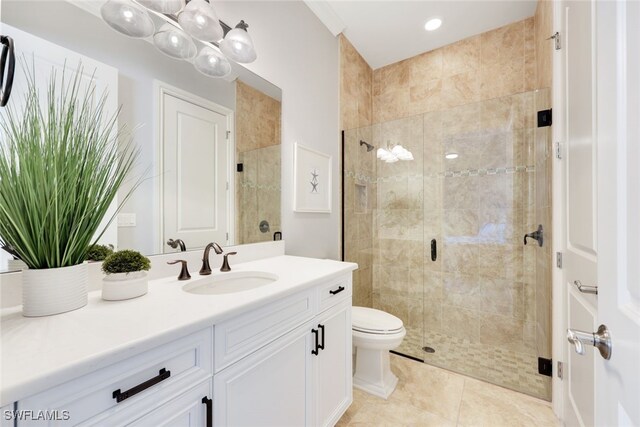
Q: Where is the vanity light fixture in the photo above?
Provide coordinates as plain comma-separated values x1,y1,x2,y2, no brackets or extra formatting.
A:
100,0,155,38
177,0,224,42
219,20,257,63
424,17,442,32
100,0,257,78
445,152,459,160
194,46,232,77
153,23,197,59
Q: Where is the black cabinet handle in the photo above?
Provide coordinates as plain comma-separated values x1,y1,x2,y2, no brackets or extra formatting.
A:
0,35,15,107
202,396,212,427
431,239,437,261
112,368,171,403
318,324,325,351
311,328,319,355
329,286,345,295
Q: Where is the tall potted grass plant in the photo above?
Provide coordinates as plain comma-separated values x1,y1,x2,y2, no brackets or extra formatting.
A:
0,63,140,316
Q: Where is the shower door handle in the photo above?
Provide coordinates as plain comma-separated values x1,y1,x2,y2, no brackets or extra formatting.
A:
431,239,437,261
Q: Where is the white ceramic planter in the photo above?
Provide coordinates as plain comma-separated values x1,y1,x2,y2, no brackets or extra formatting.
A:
102,271,148,301
7,259,28,271
22,263,88,317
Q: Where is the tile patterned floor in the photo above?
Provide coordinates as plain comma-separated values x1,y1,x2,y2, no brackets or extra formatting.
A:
395,327,551,400
337,354,559,427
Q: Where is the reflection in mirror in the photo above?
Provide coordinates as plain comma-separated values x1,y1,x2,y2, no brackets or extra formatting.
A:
0,0,282,272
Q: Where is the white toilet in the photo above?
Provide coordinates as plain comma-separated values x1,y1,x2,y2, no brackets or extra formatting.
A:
352,306,406,399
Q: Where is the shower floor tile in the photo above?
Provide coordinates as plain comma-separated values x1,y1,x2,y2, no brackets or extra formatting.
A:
395,326,551,400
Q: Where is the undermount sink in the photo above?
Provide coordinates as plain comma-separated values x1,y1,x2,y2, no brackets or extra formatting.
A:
182,271,279,295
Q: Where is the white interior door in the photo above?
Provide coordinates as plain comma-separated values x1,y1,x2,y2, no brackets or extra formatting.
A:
559,1,598,425
593,1,640,425
0,23,118,269
160,87,230,253
558,1,640,426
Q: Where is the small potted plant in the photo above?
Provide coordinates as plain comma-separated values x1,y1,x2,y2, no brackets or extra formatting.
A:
101,250,151,301
86,244,114,262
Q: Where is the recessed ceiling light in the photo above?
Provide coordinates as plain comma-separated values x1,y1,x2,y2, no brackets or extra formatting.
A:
445,152,458,160
424,18,442,32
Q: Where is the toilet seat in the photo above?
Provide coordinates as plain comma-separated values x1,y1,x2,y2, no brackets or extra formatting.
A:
352,306,404,335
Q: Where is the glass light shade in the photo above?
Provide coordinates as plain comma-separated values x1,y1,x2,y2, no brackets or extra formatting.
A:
178,0,224,42
385,156,399,163
138,0,184,14
153,24,196,59
101,0,155,38
194,47,231,78
220,23,257,63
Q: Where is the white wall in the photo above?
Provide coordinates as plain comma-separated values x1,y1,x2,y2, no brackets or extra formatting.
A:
216,1,341,260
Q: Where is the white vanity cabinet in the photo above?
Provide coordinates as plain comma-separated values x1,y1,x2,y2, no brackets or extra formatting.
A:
9,272,353,427
213,276,352,427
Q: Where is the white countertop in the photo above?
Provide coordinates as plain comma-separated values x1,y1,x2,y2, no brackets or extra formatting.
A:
0,255,357,406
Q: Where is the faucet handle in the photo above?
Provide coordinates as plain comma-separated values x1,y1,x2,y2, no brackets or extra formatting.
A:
167,260,191,280
221,252,237,272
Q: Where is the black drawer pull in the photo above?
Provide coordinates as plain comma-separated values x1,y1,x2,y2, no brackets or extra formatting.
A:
202,396,213,427
112,368,171,403
329,286,345,295
318,324,325,351
311,328,319,355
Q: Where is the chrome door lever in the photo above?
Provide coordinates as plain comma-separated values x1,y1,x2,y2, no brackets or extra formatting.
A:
567,324,612,360
573,280,598,295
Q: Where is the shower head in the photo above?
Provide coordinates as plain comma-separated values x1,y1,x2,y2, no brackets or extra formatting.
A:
360,140,375,152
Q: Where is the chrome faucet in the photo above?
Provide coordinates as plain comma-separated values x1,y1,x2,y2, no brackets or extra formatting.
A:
200,242,224,275
167,238,186,252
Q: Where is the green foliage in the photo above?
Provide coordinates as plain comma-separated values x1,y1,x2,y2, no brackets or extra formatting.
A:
102,250,151,275
86,244,114,261
0,61,142,269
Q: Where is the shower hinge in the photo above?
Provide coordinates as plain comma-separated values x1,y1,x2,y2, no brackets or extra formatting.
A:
226,130,231,140
555,142,563,160
548,32,561,50
538,357,553,377
556,252,563,269
557,361,564,379
537,109,553,127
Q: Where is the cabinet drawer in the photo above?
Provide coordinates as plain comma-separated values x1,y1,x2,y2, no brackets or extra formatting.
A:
318,275,352,313
18,328,212,427
214,289,316,372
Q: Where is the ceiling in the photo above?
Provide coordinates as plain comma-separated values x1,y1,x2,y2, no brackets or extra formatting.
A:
308,0,537,69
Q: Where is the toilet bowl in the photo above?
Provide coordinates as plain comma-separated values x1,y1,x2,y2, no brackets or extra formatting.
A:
352,306,406,399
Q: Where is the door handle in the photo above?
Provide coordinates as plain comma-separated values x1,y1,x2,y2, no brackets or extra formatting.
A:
573,280,598,295
567,324,612,360
201,397,212,427
318,324,325,351
311,328,319,355
524,224,544,247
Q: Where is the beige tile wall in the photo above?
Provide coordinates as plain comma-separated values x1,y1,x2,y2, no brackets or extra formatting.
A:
235,80,282,244
341,36,375,307
372,18,536,124
342,7,553,400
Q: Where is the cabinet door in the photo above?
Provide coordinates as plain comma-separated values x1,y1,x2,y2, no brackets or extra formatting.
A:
127,380,211,427
214,322,313,427
314,301,352,427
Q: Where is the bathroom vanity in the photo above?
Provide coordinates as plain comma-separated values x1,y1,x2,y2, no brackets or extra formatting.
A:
0,255,356,426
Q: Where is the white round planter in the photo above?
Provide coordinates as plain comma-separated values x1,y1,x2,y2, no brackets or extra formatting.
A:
102,271,148,301
22,263,88,317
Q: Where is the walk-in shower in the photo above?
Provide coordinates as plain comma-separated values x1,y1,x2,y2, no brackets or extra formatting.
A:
342,88,553,400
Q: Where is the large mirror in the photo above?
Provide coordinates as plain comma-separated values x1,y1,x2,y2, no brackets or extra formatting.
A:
0,0,282,271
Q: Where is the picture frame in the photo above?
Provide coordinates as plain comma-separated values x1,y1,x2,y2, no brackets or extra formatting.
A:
293,143,332,213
